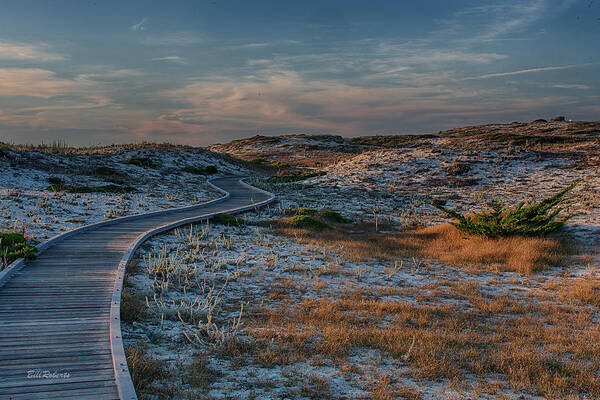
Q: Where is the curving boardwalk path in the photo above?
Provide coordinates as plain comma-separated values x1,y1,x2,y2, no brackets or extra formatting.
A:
0,177,273,400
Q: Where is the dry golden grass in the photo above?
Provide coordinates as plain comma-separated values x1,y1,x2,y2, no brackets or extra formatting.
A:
559,275,600,306
370,374,423,400
184,353,223,390
281,223,570,275
125,343,170,395
246,289,600,398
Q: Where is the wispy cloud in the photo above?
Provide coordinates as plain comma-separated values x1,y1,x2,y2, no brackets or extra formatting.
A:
150,56,187,64
551,84,590,90
464,64,591,80
0,41,63,61
434,0,572,43
130,18,147,31
0,68,84,98
78,69,144,80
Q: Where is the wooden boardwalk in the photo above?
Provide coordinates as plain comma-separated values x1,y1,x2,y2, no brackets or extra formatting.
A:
0,177,273,400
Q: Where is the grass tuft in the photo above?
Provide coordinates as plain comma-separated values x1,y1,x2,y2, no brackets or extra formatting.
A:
125,343,170,395
184,354,223,390
0,232,37,269
120,288,148,324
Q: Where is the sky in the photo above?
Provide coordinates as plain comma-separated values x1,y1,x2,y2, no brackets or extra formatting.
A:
0,0,598,146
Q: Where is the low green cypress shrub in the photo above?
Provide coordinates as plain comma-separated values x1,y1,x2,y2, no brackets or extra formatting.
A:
433,182,577,238
289,215,331,230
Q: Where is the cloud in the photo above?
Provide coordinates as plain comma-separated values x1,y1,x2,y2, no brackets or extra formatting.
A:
551,84,591,90
78,69,144,81
434,0,572,43
464,64,591,80
0,41,63,61
130,18,147,31
0,68,85,98
0,68,125,133
150,56,187,64
129,67,491,138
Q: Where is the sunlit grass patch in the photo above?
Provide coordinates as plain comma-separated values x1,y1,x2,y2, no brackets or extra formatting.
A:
248,290,600,398
280,222,571,275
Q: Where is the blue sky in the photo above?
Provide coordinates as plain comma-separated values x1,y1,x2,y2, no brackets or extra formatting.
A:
0,0,598,145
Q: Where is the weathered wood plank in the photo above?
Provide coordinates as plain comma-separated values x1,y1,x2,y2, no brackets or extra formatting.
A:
2,385,119,400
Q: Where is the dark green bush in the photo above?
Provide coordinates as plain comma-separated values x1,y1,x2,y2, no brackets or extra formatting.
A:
319,209,351,223
48,183,136,194
95,166,119,176
93,166,129,182
48,176,63,186
183,165,218,175
285,208,350,223
213,213,245,226
434,183,577,238
267,170,326,183
126,157,157,168
289,215,331,230
0,232,37,268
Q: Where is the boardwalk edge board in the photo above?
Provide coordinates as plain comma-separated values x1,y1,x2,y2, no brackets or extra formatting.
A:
1,176,275,400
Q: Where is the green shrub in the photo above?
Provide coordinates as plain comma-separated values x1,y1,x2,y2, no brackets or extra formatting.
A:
0,232,37,268
93,166,129,181
126,156,157,168
48,176,63,186
213,213,245,226
95,166,120,176
319,209,351,223
267,170,326,183
434,183,577,238
183,165,218,175
48,183,136,194
289,215,331,230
